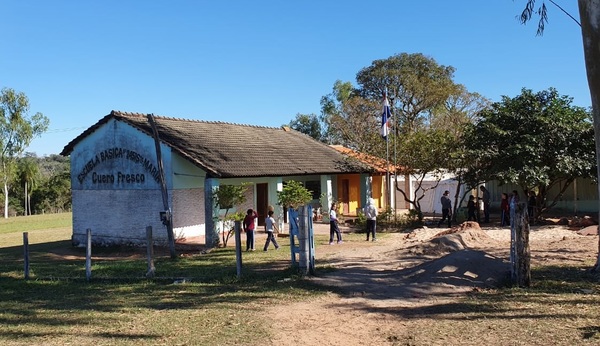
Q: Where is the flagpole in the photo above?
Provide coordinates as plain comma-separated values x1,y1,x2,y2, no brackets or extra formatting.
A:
386,127,390,212
386,91,391,214
381,90,391,213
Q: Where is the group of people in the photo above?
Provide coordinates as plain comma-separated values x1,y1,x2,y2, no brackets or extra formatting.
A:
241,199,380,251
242,208,279,252
439,186,537,228
438,187,488,228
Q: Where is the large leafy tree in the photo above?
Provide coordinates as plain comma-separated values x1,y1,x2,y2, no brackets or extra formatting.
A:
320,80,383,154
463,88,595,219
355,53,460,216
519,1,600,269
356,52,458,133
0,88,49,218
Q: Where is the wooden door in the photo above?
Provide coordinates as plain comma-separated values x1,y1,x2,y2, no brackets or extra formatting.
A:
256,183,268,226
341,179,350,215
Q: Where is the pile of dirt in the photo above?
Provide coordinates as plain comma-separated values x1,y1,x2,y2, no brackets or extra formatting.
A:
406,221,505,256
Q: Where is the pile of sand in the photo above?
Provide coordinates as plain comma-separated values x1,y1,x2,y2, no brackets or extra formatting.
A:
405,221,505,256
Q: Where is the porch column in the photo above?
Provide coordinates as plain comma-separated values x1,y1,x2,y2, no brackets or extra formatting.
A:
321,175,333,222
276,179,284,233
267,177,284,233
360,174,372,210
204,177,220,247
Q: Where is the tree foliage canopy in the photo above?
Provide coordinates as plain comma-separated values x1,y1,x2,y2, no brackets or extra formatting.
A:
277,180,313,209
0,88,49,218
288,113,324,142
356,52,458,133
463,87,595,215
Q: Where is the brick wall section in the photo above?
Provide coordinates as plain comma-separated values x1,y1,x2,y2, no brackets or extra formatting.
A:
72,189,166,246
172,188,204,237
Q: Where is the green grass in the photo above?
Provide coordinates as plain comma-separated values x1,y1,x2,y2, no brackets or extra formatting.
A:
0,214,330,345
1,214,600,345
0,212,72,234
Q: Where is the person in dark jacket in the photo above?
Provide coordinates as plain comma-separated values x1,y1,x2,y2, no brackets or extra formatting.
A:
437,190,452,228
467,195,477,221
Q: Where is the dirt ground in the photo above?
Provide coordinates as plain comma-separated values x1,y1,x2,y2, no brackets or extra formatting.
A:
266,220,599,346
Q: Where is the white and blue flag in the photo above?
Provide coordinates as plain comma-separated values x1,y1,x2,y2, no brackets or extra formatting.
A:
380,94,391,140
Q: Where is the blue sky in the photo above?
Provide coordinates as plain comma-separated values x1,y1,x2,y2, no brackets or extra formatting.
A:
2,1,587,156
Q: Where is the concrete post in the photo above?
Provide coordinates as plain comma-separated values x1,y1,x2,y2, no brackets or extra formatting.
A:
204,177,220,248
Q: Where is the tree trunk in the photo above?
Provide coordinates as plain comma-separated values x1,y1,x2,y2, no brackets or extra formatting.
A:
514,203,531,287
24,181,28,216
3,181,8,219
578,1,600,270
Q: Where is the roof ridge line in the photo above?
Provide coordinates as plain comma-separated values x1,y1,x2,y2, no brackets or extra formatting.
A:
110,110,280,129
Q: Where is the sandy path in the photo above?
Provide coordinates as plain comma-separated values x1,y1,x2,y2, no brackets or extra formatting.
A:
265,224,597,346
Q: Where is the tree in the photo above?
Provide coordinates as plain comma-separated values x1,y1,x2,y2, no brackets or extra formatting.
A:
519,0,600,270
432,85,491,216
213,183,250,247
15,154,72,214
18,156,40,216
320,80,373,147
463,88,595,220
356,52,458,133
288,113,324,142
394,129,456,219
355,53,461,216
320,84,383,154
0,88,49,218
277,180,313,209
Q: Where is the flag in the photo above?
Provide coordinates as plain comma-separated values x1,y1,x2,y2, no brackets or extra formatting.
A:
380,94,391,139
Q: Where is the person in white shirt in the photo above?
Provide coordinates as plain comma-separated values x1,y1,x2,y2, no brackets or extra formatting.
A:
263,210,280,251
329,202,342,245
364,198,378,241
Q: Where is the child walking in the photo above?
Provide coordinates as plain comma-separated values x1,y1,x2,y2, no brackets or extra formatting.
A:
329,202,343,244
263,210,280,251
243,208,258,251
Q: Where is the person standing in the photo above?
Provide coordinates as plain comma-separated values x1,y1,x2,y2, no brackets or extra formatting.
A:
243,208,258,251
364,198,378,241
467,195,477,221
263,210,280,251
329,202,343,244
479,185,491,223
437,190,452,228
527,190,537,223
500,193,510,226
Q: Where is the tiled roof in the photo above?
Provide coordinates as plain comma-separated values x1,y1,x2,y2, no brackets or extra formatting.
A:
61,111,372,178
329,145,403,174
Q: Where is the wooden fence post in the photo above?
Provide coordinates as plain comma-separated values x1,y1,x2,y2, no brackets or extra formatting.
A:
23,232,29,280
146,226,155,278
234,221,242,278
86,228,92,282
